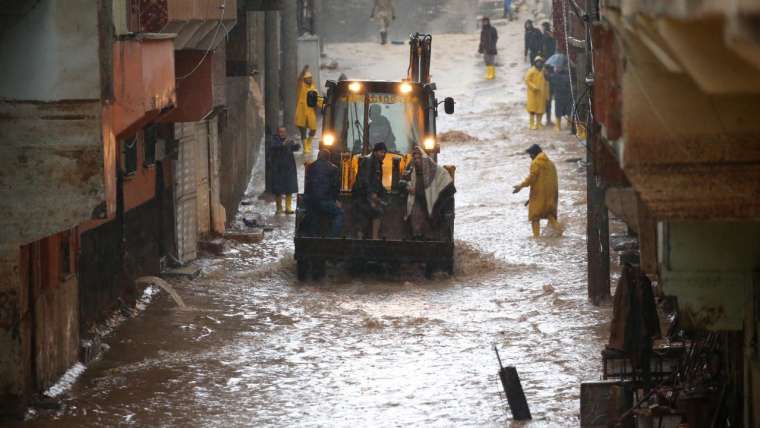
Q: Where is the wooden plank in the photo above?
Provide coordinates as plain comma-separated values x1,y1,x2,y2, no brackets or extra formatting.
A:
499,366,532,420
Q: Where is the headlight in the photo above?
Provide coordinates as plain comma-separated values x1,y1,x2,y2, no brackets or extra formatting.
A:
323,133,335,146
399,82,413,94
423,137,436,150
348,82,362,93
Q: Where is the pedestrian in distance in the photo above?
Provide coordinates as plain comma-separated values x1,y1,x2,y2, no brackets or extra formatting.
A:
371,0,395,45
352,142,388,239
270,127,300,215
540,22,556,59
503,0,514,20
512,144,563,238
295,66,322,161
524,56,548,130
304,149,344,237
524,20,542,65
478,17,499,80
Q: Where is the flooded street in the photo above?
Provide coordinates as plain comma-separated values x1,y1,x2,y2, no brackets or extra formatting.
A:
20,19,611,428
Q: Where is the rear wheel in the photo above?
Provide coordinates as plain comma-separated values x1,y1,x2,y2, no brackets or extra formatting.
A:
297,259,309,281
424,262,435,279
312,259,326,280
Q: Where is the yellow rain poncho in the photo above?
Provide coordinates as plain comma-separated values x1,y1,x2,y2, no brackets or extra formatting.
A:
518,152,558,221
524,65,548,114
295,77,321,131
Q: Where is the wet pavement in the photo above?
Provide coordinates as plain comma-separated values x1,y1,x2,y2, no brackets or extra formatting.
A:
17,17,612,428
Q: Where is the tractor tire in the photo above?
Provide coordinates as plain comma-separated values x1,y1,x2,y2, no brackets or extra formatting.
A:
297,259,309,281
312,259,326,280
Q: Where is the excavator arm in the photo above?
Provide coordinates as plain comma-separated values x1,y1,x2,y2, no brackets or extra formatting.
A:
407,33,432,84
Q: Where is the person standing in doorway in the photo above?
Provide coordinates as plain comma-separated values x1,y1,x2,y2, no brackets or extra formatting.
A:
295,66,321,161
478,17,498,80
371,0,395,45
524,56,548,130
512,144,563,237
270,127,300,215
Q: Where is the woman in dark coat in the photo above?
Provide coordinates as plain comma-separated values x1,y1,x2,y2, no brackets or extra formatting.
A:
479,17,498,80
524,20,543,64
270,127,300,214
549,66,573,130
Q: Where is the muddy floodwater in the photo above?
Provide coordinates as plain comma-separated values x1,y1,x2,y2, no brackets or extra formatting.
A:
18,23,612,428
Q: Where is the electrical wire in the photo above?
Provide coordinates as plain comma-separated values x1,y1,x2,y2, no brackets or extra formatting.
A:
176,0,227,81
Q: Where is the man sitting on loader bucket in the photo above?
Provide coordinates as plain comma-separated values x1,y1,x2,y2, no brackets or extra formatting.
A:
352,142,388,239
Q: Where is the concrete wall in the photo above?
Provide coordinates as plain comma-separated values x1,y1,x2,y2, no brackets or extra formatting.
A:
220,77,265,221
0,0,100,100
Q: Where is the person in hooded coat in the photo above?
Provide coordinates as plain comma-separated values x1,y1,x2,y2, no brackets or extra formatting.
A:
352,142,388,239
478,17,498,80
295,66,322,161
270,127,300,214
524,56,548,129
402,146,455,239
524,20,543,64
512,144,563,237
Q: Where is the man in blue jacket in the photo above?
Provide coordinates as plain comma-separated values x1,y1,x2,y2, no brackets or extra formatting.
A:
304,149,343,237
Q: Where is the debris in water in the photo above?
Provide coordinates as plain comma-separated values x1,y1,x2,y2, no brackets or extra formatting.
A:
437,130,479,142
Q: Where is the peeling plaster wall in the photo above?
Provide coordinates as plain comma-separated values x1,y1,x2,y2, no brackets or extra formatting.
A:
0,0,100,100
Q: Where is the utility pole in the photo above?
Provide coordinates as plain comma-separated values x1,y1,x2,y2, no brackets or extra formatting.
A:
313,0,324,54
281,0,298,135
584,0,610,305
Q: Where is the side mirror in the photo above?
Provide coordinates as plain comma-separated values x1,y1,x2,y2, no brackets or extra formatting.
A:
307,90,319,108
444,97,455,114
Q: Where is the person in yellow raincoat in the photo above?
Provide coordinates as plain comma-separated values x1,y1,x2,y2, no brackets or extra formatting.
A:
512,144,563,237
524,56,548,130
295,66,322,160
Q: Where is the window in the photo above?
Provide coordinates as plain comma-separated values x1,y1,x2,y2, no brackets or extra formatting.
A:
121,135,138,176
144,124,158,166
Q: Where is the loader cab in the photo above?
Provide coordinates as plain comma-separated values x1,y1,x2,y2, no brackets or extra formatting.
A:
318,80,450,157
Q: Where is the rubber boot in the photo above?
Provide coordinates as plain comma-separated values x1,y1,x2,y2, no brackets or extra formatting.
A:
371,219,381,239
531,220,541,238
275,195,283,214
285,194,294,214
485,66,490,80
380,31,387,45
555,118,561,131
548,217,564,236
490,65,496,80
303,137,312,161
529,113,536,130
536,114,544,129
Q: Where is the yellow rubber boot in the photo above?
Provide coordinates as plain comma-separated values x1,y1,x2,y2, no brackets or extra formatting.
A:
529,113,536,130
531,220,541,237
555,118,561,131
536,114,544,129
485,66,490,80
285,194,294,214
491,65,496,79
303,137,313,160
548,216,564,236
275,195,283,214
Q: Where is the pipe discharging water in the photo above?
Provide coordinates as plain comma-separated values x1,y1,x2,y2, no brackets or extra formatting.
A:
135,276,187,309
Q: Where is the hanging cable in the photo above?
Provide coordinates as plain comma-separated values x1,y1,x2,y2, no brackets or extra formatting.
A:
176,0,227,81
